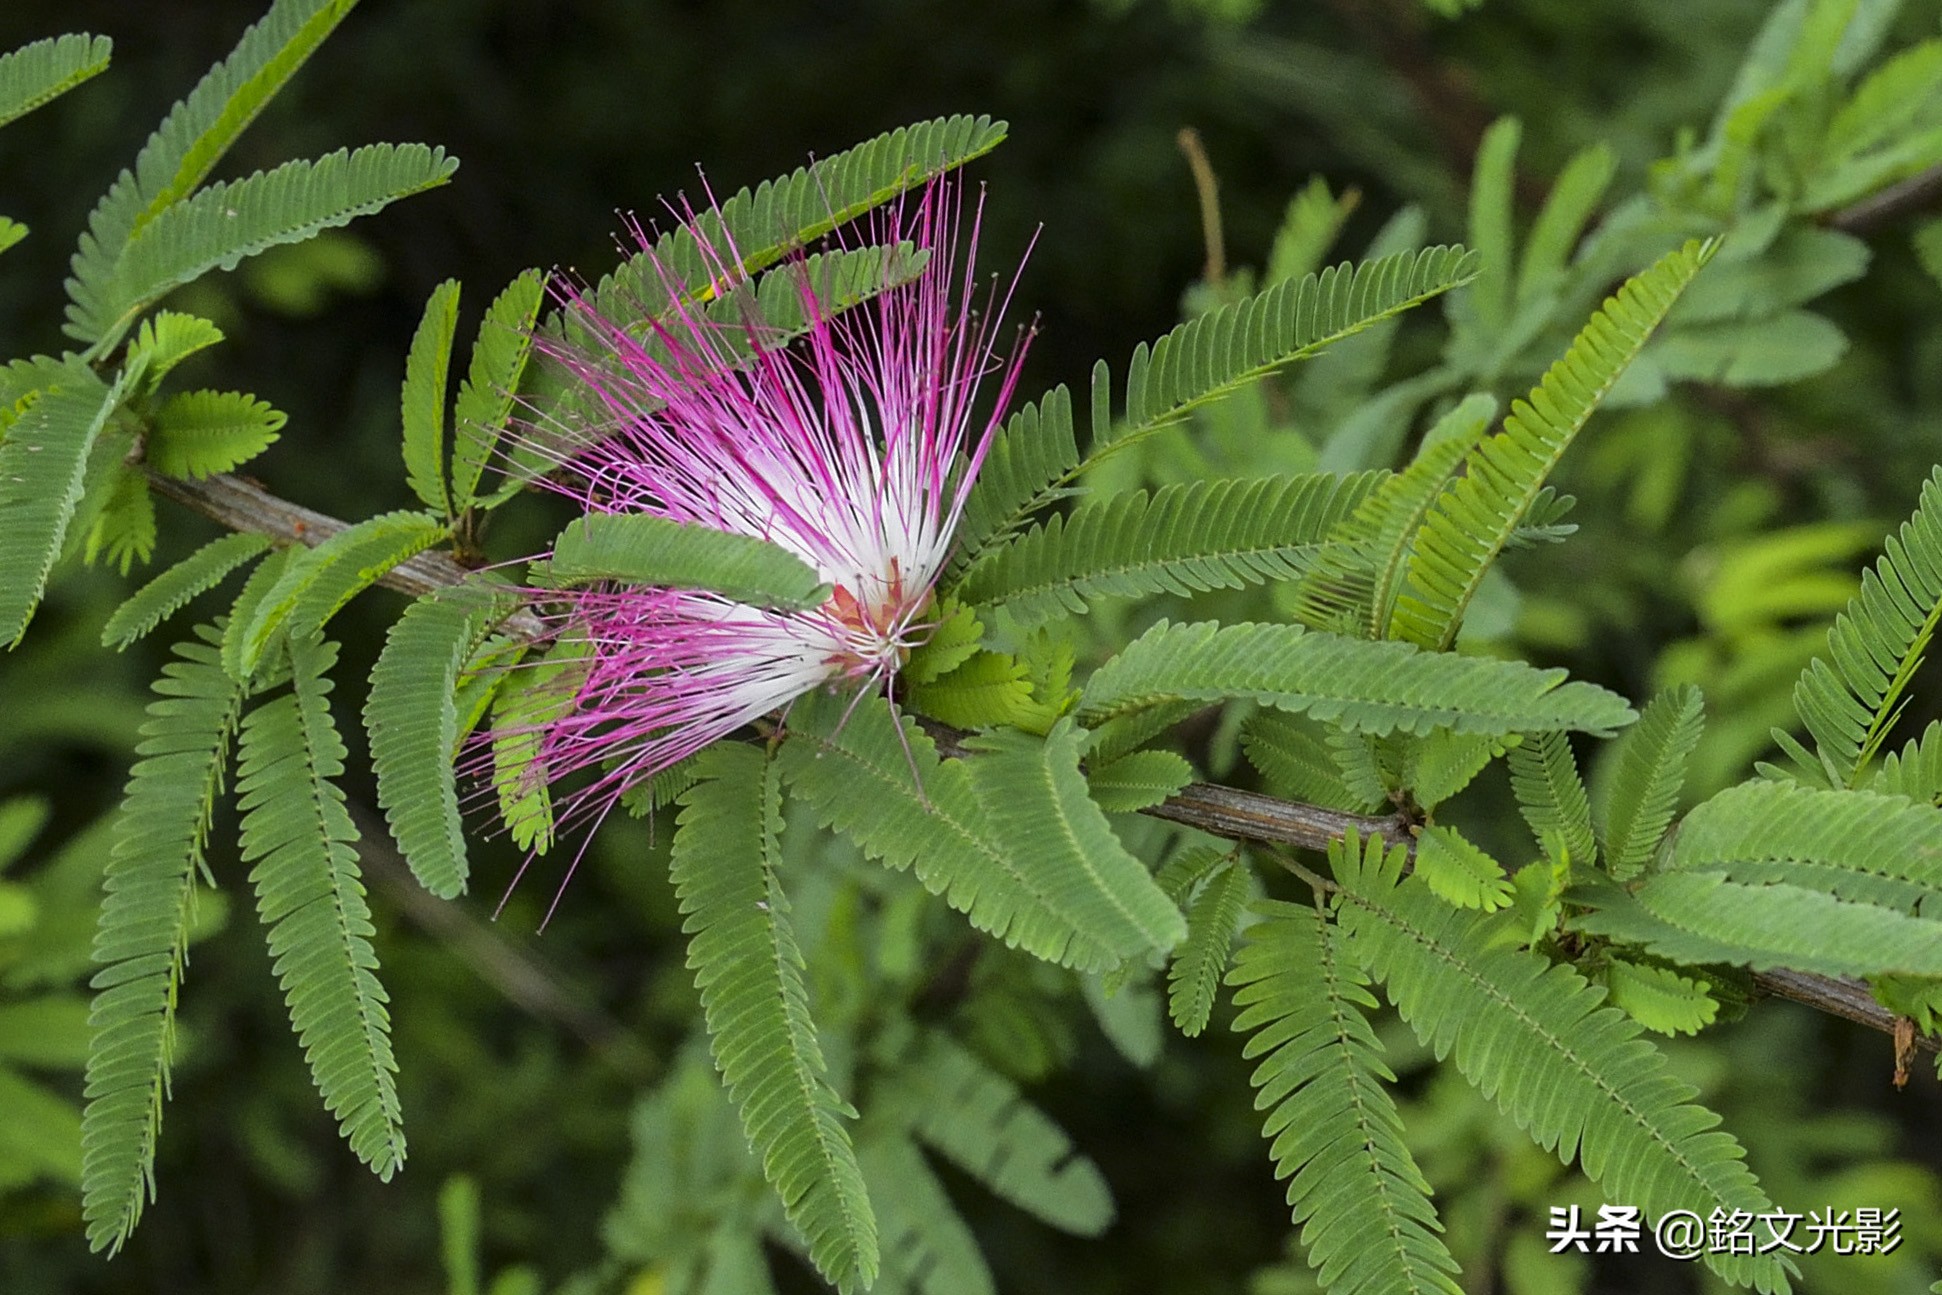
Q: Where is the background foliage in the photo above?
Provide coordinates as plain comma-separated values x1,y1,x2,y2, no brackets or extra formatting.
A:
3,1,1941,1293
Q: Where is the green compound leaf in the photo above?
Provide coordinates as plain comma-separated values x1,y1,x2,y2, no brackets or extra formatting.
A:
451,269,546,510
1668,779,1942,910
1791,466,1942,788
103,533,271,649
954,248,1477,577
1392,241,1712,650
80,623,247,1255
235,509,447,675
489,640,578,856
959,720,1186,959
877,1029,1113,1236
1079,620,1635,738
1574,870,1942,980
78,143,458,352
1103,246,1478,457
780,692,1156,972
0,33,112,129
1329,831,1790,1294
0,361,122,646
544,513,827,610
401,279,461,516
1168,860,1250,1036
83,465,158,577
66,0,360,348
1227,898,1462,1295
860,1136,996,1295
949,384,1081,582
1595,685,1704,879
1289,393,1496,640
671,744,877,1290
1507,729,1597,870
366,586,507,899
957,472,1382,627
145,389,286,479
579,116,1006,333
1241,713,1386,814
236,636,405,1182
902,598,983,686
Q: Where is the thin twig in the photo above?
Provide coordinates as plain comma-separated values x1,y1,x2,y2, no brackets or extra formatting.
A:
345,800,658,1079
1176,127,1227,287
153,469,1937,1057
1828,164,1942,235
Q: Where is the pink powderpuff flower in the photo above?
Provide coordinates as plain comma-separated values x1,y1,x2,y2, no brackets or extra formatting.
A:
499,175,1031,843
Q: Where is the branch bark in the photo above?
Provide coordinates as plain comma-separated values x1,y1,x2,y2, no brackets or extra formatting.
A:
150,468,1937,1057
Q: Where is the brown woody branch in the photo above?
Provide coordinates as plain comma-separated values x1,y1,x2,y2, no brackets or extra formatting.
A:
149,469,1936,1058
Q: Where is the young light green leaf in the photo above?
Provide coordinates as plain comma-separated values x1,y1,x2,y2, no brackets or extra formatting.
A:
124,313,225,390
490,643,579,855
145,390,285,479
1600,959,1717,1037
905,651,1041,731
1413,825,1513,911
902,598,983,686
545,513,827,609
